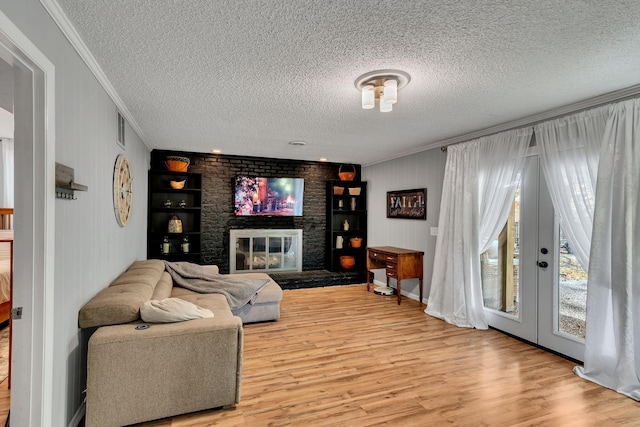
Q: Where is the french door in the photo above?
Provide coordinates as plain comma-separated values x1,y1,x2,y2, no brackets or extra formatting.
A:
482,155,586,361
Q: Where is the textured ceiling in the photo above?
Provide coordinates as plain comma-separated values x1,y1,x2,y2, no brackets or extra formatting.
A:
54,0,640,165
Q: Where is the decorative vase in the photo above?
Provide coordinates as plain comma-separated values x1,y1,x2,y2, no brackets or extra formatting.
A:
168,214,183,233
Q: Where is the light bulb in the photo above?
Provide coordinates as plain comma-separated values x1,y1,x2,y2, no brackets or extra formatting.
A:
361,85,375,109
380,98,393,112
383,79,397,104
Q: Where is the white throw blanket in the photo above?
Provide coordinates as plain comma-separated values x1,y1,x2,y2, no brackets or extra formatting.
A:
140,298,214,323
164,261,270,310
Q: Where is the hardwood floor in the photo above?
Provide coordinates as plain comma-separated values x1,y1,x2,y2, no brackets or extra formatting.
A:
5,284,640,426
129,284,639,426
0,379,8,426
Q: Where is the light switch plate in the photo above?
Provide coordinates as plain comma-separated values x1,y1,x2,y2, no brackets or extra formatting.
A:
430,227,438,236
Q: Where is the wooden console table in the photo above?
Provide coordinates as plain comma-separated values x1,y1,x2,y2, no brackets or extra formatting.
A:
366,246,424,305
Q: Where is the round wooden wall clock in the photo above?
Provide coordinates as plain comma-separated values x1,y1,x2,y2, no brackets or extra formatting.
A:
113,154,132,227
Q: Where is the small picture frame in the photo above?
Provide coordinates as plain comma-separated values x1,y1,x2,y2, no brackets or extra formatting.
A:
387,188,427,220
117,110,126,149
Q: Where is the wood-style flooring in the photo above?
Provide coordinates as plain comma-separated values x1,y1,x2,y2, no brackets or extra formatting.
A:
5,284,640,426
133,284,639,426
0,380,7,426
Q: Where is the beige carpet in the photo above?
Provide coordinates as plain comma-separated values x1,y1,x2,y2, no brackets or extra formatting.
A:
0,325,8,383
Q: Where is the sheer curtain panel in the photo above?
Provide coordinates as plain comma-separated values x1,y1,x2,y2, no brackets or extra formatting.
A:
0,138,13,208
535,106,609,271
426,128,532,329
574,98,640,400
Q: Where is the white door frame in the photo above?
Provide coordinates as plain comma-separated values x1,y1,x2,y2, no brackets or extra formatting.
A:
0,10,55,426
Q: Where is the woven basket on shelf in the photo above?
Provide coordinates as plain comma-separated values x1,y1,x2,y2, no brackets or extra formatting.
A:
338,164,356,181
339,255,355,269
165,156,190,172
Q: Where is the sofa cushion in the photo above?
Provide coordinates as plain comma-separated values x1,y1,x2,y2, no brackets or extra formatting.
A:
140,298,214,323
78,260,165,328
171,288,234,314
151,272,173,300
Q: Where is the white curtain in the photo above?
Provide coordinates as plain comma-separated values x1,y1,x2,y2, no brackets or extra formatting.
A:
535,106,609,271
0,138,14,208
426,128,532,329
574,98,640,400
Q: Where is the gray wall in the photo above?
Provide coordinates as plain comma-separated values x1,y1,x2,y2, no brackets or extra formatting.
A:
0,1,149,425
363,148,447,300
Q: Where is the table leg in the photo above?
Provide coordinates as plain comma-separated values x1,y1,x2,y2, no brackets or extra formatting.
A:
397,279,402,305
419,278,423,305
366,270,371,291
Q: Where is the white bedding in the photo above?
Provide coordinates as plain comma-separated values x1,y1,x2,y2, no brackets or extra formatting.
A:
0,233,13,304
0,260,10,303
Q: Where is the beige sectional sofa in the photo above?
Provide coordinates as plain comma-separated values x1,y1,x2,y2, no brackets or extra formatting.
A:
78,259,282,427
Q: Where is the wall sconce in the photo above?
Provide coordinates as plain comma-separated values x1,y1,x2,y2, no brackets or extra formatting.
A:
355,70,410,112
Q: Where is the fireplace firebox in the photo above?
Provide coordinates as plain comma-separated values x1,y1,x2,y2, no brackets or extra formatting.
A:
229,229,302,274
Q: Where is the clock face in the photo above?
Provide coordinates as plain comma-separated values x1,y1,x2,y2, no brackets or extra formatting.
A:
113,154,132,227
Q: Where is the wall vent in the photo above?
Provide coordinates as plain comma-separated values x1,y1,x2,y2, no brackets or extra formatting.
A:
117,110,126,149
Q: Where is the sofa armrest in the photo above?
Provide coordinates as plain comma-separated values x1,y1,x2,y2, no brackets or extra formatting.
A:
86,316,243,427
202,264,219,274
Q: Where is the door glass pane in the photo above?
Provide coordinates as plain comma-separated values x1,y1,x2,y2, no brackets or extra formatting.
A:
268,237,283,269
283,236,297,269
251,237,266,270
558,228,587,339
482,186,521,315
235,237,250,270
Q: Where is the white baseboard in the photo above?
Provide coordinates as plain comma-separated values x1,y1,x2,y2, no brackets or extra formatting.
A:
371,279,424,303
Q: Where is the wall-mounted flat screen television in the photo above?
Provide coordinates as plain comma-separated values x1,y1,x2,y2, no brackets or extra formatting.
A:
234,176,304,216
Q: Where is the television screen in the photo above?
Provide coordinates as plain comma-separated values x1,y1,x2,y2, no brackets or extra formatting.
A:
234,176,304,216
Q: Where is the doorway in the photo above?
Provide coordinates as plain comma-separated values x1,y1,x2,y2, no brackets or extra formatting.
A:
0,10,56,426
482,155,586,362
0,55,15,422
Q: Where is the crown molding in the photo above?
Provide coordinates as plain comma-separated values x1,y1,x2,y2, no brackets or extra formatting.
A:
364,83,640,167
39,0,148,148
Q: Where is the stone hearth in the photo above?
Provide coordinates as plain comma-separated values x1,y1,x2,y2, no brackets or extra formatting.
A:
267,269,367,290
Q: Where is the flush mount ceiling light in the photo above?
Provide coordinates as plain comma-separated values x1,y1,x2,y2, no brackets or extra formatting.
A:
354,69,411,112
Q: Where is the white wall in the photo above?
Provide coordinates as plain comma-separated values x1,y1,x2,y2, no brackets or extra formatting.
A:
363,148,446,300
0,1,149,425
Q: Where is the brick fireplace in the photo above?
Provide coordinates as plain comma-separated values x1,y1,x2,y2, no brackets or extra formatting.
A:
150,150,362,274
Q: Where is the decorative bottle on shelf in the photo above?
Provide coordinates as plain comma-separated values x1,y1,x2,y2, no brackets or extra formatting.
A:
182,235,190,253
343,220,349,231
350,197,357,211
161,236,170,254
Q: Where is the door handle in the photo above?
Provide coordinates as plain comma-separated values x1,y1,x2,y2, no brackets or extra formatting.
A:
538,261,548,268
